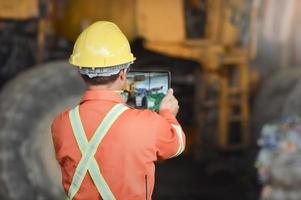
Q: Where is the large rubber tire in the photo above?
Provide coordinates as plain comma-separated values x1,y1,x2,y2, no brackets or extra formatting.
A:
252,68,301,137
0,61,85,200
282,80,301,117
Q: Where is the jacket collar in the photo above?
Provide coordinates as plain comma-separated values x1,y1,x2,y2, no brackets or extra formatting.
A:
81,89,124,104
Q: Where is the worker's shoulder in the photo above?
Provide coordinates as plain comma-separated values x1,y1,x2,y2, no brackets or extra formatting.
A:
51,108,72,129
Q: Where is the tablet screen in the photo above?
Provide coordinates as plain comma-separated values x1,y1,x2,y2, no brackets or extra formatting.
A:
121,71,170,112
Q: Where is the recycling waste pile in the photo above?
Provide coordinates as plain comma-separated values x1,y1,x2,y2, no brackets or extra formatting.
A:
256,117,301,200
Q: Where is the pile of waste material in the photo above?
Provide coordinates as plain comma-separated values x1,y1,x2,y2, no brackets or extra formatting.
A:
256,117,301,200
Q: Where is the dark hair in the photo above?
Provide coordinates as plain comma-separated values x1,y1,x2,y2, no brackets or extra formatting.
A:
80,73,120,85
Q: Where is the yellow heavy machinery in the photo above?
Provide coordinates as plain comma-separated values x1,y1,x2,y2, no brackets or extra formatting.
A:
136,0,257,151
0,0,257,199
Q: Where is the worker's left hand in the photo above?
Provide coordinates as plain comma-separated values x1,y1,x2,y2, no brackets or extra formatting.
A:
159,89,179,116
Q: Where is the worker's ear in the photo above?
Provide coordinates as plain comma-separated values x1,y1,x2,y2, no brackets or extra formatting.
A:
119,69,127,81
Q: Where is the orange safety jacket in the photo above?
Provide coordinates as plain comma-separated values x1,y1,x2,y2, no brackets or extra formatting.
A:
51,89,186,200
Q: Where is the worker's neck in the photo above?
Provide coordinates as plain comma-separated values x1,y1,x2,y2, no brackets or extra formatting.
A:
87,83,122,91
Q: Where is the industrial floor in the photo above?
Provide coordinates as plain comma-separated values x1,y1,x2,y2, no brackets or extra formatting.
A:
153,152,260,200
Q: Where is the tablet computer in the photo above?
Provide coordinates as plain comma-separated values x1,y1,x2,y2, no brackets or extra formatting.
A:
122,71,171,112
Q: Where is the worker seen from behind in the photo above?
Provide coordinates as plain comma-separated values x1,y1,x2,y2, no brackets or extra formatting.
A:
51,21,186,200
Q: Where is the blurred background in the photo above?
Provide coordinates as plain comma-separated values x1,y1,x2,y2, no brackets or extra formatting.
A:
0,0,301,199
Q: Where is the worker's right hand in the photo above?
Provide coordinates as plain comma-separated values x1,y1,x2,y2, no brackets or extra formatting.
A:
160,89,179,116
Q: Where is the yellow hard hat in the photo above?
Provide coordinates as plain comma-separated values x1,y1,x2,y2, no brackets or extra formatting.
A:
69,21,135,68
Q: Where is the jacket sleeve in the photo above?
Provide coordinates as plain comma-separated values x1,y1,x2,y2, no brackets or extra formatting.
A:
51,112,66,162
155,109,186,160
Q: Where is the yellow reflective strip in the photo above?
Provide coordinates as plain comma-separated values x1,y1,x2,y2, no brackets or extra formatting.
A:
69,106,88,153
174,124,185,156
170,124,185,158
74,106,89,147
67,104,128,200
84,104,127,199
68,151,93,199
89,104,128,156
89,160,116,200
68,106,92,199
